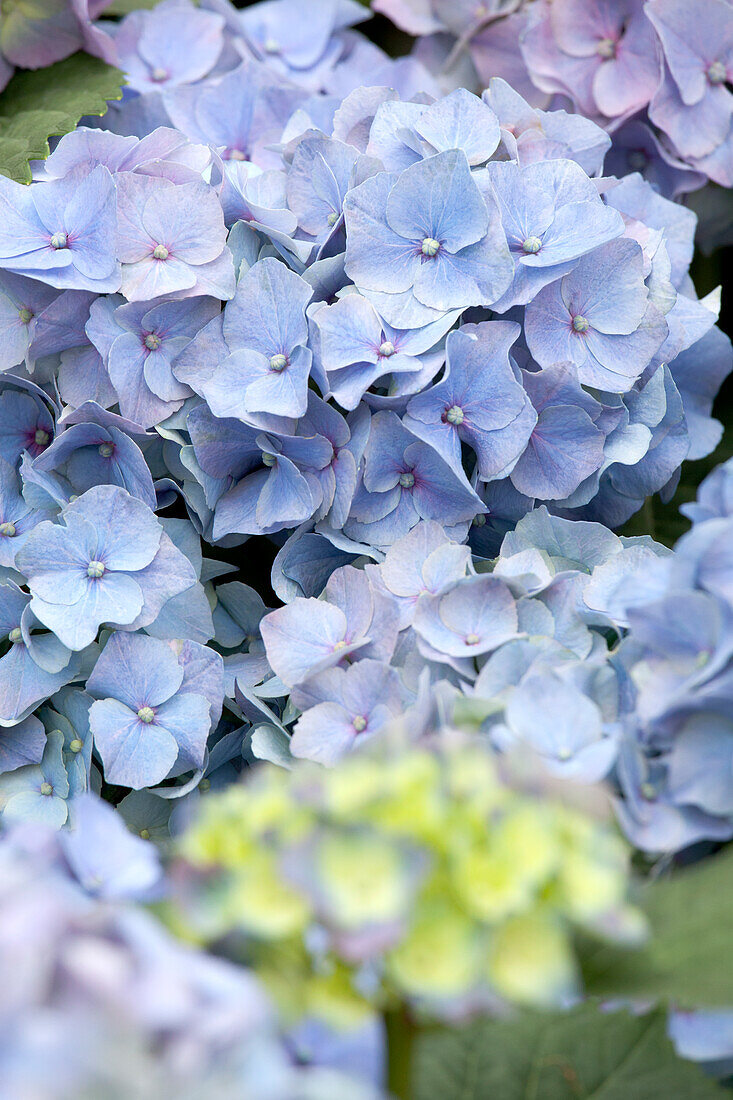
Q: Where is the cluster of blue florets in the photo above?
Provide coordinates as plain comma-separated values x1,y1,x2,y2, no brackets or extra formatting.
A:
0,0,732,1092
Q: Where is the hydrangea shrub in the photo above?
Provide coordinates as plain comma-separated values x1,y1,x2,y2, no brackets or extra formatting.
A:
0,0,731,1096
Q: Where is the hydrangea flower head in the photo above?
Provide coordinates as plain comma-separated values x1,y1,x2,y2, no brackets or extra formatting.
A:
177,738,640,1017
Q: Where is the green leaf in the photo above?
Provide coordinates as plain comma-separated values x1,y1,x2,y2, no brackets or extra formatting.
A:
412,1005,726,1100
583,846,733,1008
0,52,125,184
104,0,166,12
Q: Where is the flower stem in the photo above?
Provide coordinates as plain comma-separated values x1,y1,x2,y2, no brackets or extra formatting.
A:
383,1005,417,1099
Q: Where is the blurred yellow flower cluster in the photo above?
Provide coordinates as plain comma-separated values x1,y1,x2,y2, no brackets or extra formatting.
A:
176,740,643,1026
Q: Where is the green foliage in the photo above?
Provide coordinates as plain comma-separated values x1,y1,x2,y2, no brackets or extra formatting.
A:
0,52,125,184
104,0,164,11
412,1004,725,1100
583,846,733,1008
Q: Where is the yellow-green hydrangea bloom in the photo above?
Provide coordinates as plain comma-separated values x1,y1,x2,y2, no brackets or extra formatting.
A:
174,739,643,1023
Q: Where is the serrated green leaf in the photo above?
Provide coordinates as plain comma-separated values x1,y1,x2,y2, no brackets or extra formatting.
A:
583,846,733,1008
0,52,125,184
411,1005,725,1100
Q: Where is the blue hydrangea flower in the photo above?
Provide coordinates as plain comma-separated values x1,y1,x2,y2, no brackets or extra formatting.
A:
165,60,300,170
198,258,314,420
0,167,119,292
509,362,606,501
0,457,53,567
371,0,457,36
0,0,115,71
87,630,217,789
113,0,225,94
377,519,472,629
26,286,98,370
286,131,367,244
233,0,369,89
491,666,618,783
0,272,58,373
524,238,668,391
16,485,197,651
486,158,624,310
25,410,157,511
297,392,368,530
116,174,234,301
0,583,80,726
614,738,733,853
482,77,611,177
0,728,69,828
41,688,94,802
343,149,513,328
604,120,706,198
344,410,487,548
0,384,60,468
666,712,733,818
682,456,733,526
522,0,662,120
670,324,733,461
412,573,518,660
669,1011,733,1066
366,88,501,172
59,791,163,900
404,322,531,481
290,658,403,764
220,162,298,235
187,403,333,540
647,0,733,171
106,296,219,427
312,291,458,411
261,564,398,688
603,173,696,288
0,714,45,775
